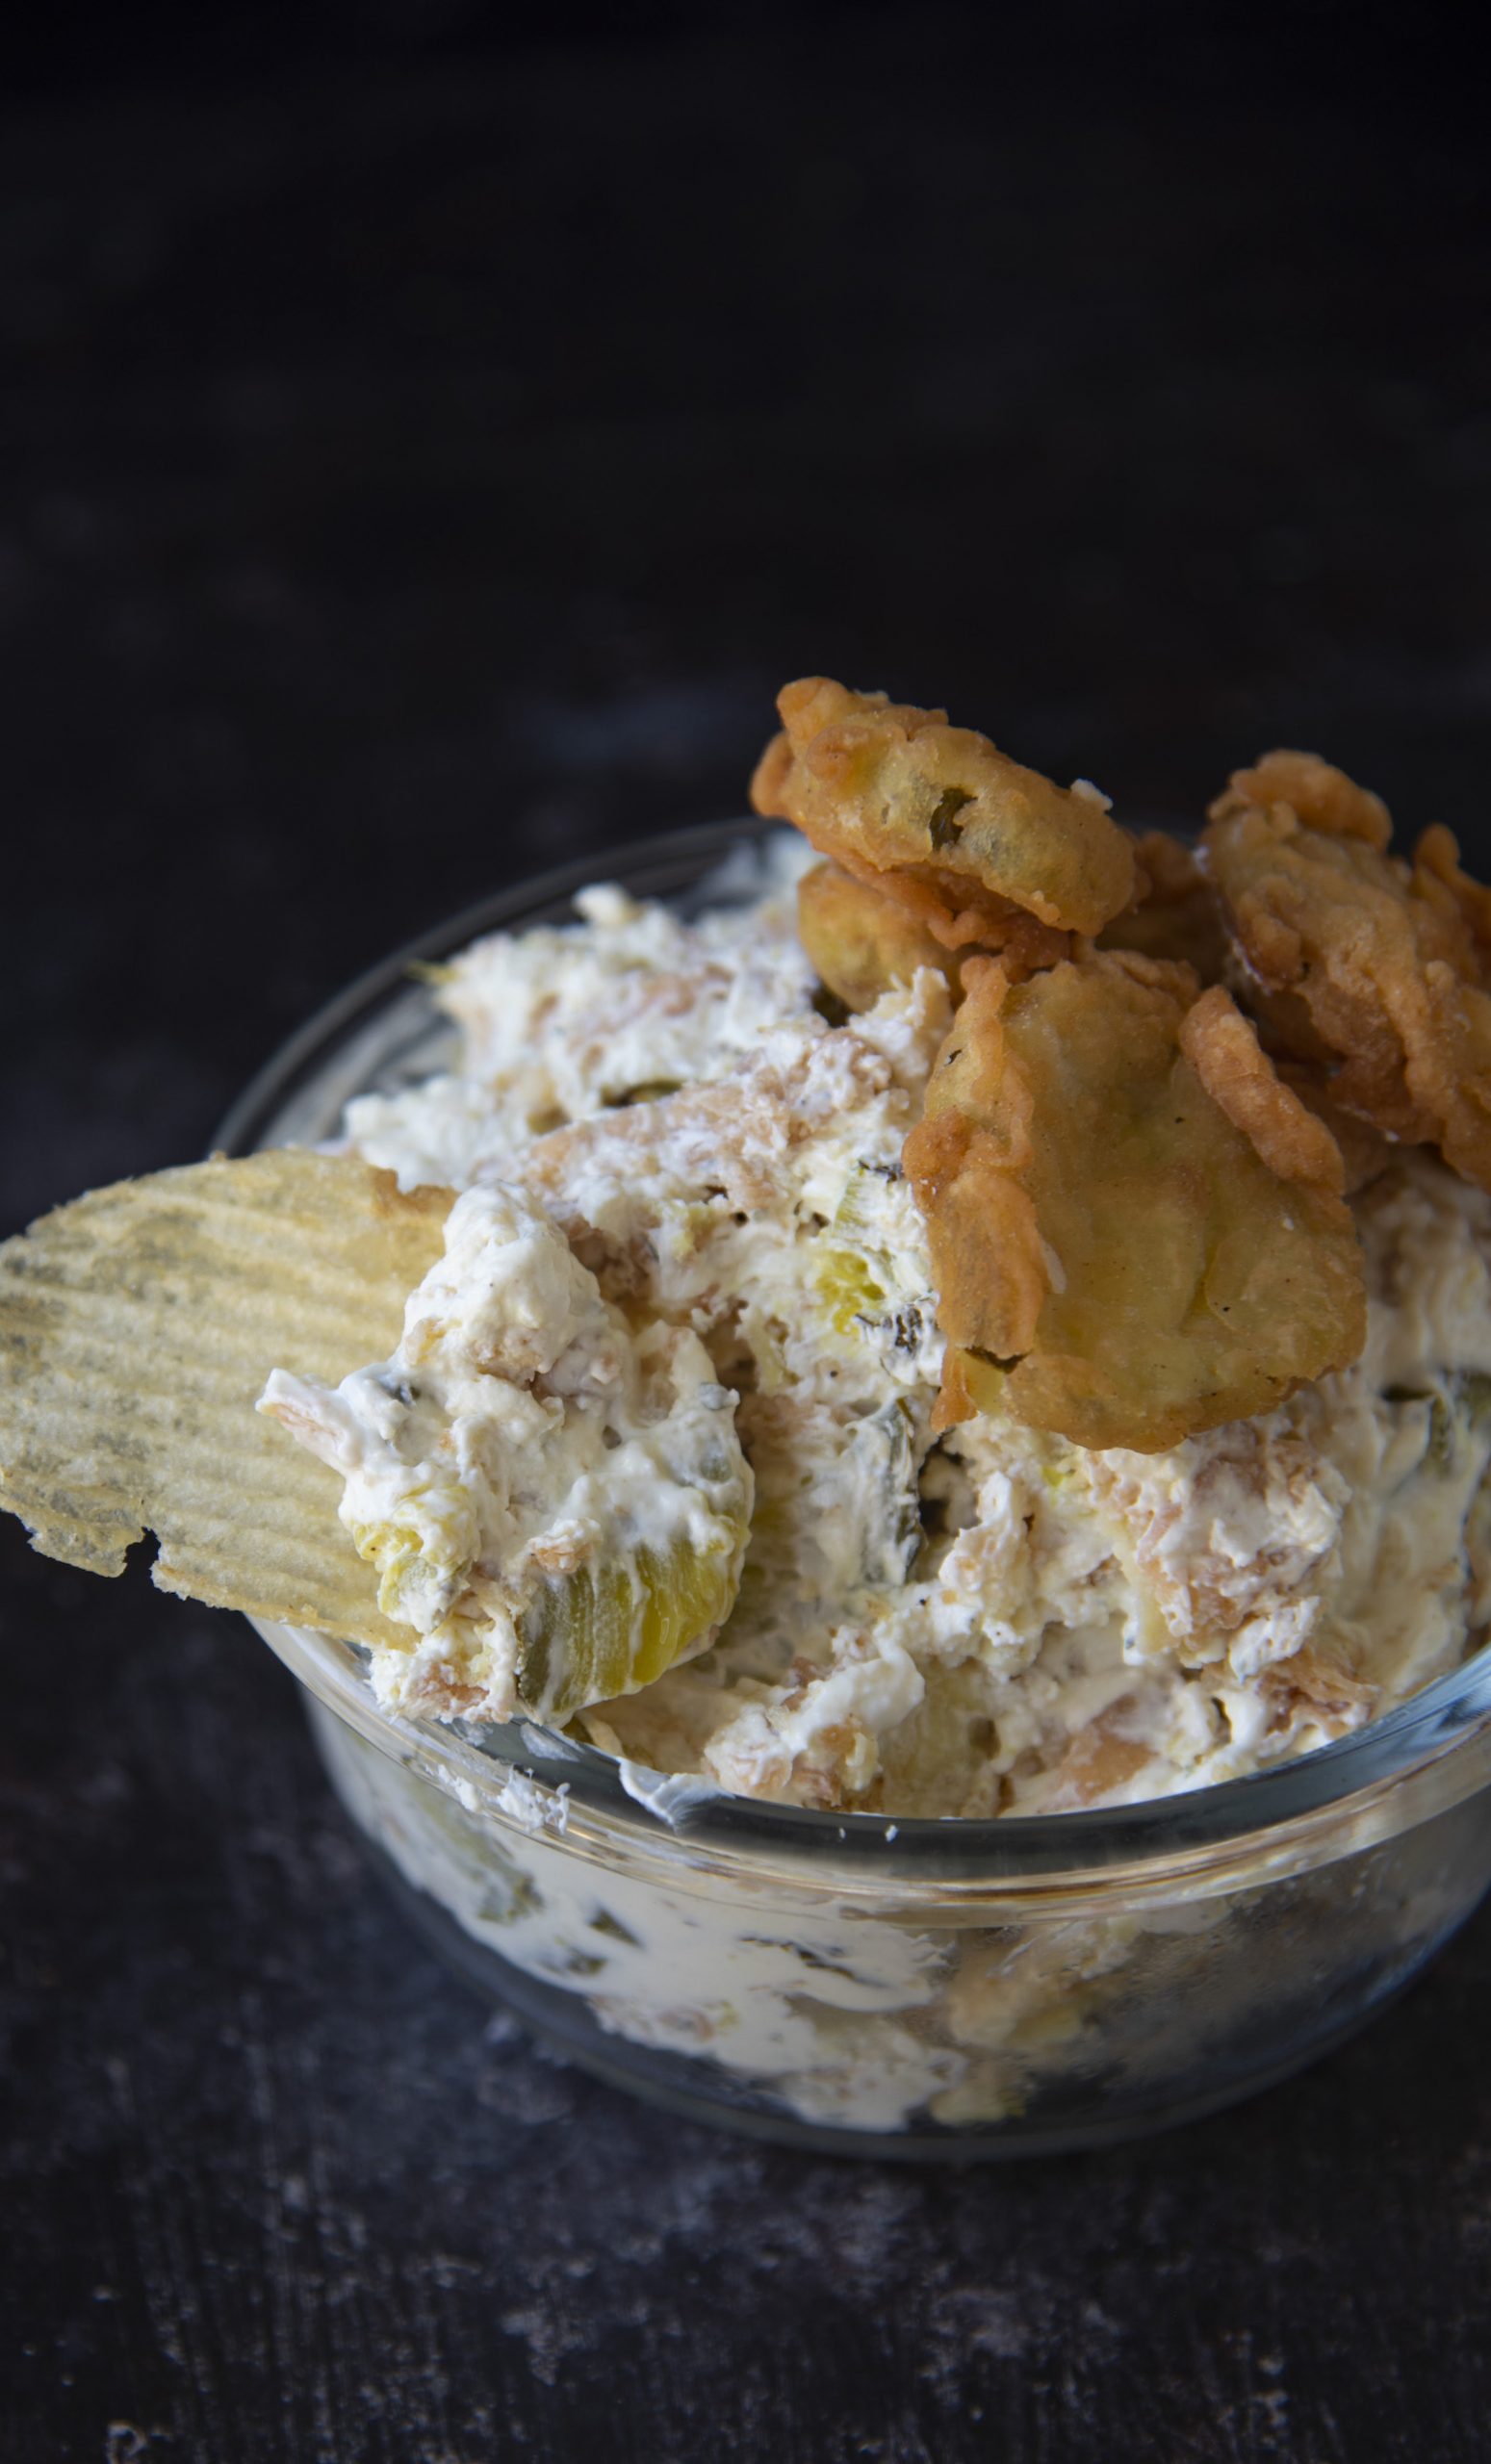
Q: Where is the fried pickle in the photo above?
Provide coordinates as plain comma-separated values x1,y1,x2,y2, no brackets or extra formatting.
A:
1203,767,1491,1191
1097,831,1229,983
1275,1063,1396,1196
798,860,961,1012
752,677,1135,948
1210,749,1392,851
796,860,1060,1013
1178,986,1346,1193
1412,822,1491,976
902,952,1366,1452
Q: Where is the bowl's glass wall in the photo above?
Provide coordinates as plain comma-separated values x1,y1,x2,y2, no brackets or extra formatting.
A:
234,826,1491,2155
297,1680,1491,2157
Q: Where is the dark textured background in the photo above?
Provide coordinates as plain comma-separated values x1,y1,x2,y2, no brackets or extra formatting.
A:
5,9,1491,2458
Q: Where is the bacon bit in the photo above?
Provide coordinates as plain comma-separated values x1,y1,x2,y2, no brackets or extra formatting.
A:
1043,1703,1154,1809
792,1719,877,1808
1260,1645,1376,1713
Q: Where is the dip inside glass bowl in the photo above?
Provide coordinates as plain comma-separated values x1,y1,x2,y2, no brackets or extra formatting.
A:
218,823,1491,2157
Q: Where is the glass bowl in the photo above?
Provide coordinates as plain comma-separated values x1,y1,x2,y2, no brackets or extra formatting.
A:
218,821,1491,2159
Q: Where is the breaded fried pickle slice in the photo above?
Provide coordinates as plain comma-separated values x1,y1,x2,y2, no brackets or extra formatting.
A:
752,677,1135,949
903,953,1366,1452
1204,755,1491,1189
797,860,990,1013
799,860,952,1013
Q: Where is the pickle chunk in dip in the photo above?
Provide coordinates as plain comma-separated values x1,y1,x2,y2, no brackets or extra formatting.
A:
260,1186,753,1726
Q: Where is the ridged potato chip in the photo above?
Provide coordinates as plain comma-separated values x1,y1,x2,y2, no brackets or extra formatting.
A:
0,1150,450,1639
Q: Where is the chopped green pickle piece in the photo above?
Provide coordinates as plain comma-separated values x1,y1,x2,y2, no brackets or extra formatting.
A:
813,1245,889,1335
519,1531,746,1723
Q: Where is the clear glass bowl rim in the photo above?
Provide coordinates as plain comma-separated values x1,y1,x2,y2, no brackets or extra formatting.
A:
217,815,1491,1886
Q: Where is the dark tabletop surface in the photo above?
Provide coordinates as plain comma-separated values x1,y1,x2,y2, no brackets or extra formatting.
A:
5,10,1491,2458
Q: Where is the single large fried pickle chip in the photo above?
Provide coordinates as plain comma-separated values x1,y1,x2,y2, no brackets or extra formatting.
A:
1204,760,1491,1190
903,953,1366,1451
752,677,1135,946
0,1150,450,1639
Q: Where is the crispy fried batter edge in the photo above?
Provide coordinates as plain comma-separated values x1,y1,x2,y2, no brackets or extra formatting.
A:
903,951,1366,1451
1209,748,1393,851
1179,986,1347,1194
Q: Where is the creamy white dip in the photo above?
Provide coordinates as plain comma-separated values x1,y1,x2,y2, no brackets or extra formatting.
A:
272,848,1491,1819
